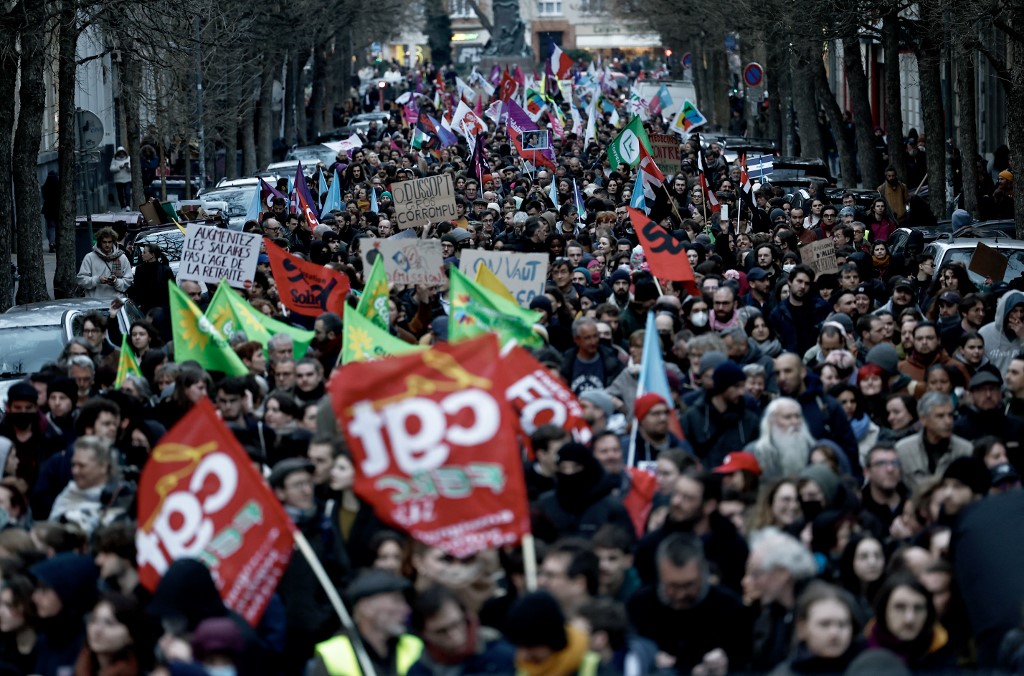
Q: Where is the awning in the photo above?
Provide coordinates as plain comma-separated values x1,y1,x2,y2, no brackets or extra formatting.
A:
575,34,662,49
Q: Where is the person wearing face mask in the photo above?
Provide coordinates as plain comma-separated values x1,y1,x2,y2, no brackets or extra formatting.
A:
533,442,637,543
683,296,711,335
0,381,64,489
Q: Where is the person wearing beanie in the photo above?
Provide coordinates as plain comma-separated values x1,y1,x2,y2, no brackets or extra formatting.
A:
680,361,760,467
0,379,64,489
937,457,989,519
982,169,1015,219
45,377,79,445
629,392,692,467
578,389,615,434
607,268,632,313
533,441,637,542
504,591,600,676
30,553,100,674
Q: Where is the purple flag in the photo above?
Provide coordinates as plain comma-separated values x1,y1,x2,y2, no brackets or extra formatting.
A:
505,100,555,169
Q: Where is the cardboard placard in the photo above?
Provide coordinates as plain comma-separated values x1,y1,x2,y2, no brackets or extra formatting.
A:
391,174,458,229
363,238,446,286
799,238,839,278
968,241,1009,282
650,132,682,176
459,251,549,306
179,223,262,289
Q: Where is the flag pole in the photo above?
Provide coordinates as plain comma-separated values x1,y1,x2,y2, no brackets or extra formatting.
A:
523,534,539,592
626,421,639,468
293,531,378,676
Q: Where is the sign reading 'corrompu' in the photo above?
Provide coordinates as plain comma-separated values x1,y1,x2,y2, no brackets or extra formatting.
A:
392,174,458,229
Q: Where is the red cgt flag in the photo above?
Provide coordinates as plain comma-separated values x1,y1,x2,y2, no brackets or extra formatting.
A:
329,334,530,558
264,239,349,317
628,207,699,295
136,399,295,626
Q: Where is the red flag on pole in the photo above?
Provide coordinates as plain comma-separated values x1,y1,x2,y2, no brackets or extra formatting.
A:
699,173,721,214
136,399,295,626
628,207,700,295
294,164,321,229
329,335,531,558
264,239,350,317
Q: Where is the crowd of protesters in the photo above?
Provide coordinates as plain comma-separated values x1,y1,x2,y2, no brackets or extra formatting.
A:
10,59,1022,675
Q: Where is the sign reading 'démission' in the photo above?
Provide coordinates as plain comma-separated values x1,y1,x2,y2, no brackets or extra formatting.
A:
180,224,261,289
392,174,458,229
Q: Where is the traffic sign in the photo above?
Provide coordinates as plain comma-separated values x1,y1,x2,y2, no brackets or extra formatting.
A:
682,52,693,69
76,109,104,150
743,62,764,88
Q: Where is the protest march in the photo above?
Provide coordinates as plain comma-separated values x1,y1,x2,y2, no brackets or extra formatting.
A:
2,53,1024,676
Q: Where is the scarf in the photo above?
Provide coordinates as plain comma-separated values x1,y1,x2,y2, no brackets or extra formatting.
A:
515,625,589,676
850,413,872,441
755,337,782,358
872,253,891,269
93,245,123,276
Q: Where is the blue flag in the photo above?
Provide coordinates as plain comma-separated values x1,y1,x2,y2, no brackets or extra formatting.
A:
629,170,647,214
317,167,328,205
573,179,585,219
369,185,379,213
637,310,675,408
322,170,341,213
549,177,559,210
245,184,261,223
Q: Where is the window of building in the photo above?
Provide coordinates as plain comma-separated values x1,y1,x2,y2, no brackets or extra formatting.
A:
536,0,562,16
450,0,474,18
580,0,606,12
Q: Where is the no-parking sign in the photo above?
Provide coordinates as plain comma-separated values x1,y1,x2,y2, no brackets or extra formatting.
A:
743,62,764,88
682,52,693,69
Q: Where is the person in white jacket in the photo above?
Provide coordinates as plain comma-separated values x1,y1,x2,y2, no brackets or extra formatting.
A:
109,146,131,209
76,227,133,299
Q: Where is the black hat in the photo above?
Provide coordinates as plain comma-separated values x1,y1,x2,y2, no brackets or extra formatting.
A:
47,377,78,402
344,570,410,607
556,442,591,466
890,277,914,292
6,381,37,404
504,591,567,650
747,267,770,282
942,457,990,496
268,457,314,489
991,463,1020,487
969,370,1002,390
633,274,659,303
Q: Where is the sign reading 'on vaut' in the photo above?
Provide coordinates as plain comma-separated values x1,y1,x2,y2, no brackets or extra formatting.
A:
392,174,458,229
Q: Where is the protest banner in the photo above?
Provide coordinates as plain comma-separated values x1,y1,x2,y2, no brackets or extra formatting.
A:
799,238,840,277
363,238,446,286
391,174,458,229
329,335,530,558
650,132,682,175
968,242,1009,282
502,343,592,446
627,208,699,295
459,250,548,305
136,399,295,625
179,223,261,289
264,240,350,317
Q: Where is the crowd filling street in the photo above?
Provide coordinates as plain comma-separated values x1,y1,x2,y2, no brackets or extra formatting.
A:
1,58,1023,675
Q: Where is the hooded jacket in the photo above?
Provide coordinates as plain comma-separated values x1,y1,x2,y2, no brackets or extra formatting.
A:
681,395,760,468
31,554,98,675
979,291,1024,372
533,450,636,543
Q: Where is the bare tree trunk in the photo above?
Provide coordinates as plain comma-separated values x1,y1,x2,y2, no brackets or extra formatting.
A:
915,3,947,218
53,0,79,299
882,12,907,180
124,56,145,211
13,0,49,304
283,50,296,147
843,36,881,187
257,56,275,169
309,45,326,141
240,74,257,176
295,49,308,146
1010,7,1024,239
223,105,238,180
813,49,856,187
792,41,823,160
766,39,784,153
956,44,979,215
0,33,16,309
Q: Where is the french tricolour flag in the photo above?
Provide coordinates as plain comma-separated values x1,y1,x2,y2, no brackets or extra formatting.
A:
549,42,574,80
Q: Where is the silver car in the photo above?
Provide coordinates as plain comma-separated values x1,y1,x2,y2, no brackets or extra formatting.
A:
924,237,1024,285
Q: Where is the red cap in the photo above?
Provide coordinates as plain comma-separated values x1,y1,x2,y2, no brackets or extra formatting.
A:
634,392,668,421
713,452,762,476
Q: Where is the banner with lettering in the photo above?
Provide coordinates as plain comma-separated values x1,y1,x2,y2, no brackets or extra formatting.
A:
459,251,548,305
264,239,350,317
179,224,262,290
628,207,699,295
329,334,530,557
136,399,295,626
503,343,592,446
391,174,458,230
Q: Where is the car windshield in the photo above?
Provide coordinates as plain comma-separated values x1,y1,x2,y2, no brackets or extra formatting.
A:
0,326,65,375
939,247,1024,284
200,187,256,217
134,230,185,264
288,146,335,166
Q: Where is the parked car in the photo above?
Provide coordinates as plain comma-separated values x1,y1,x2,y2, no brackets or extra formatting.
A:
888,225,953,257
285,144,338,168
951,219,1016,239
0,298,144,410
196,182,259,231
710,136,777,164
766,157,835,190
924,237,1024,285
127,224,186,275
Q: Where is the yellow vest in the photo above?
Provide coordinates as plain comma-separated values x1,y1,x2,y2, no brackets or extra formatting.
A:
314,634,424,676
515,652,602,676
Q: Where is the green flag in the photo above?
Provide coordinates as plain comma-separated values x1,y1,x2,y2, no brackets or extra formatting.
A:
206,281,315,358
114,333,143,387
607,116,653,169
448,267,543,348
169,282,249,376
355,256,390,330
341,305,425,364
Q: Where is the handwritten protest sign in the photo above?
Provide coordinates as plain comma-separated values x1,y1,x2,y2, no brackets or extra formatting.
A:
968,242,1009,282
460,251,549,305
800,239,839,277
650,133,681,175
180,224,261,289
391,174,458,229
363,238,445,286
